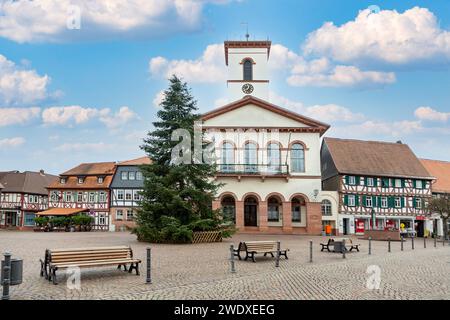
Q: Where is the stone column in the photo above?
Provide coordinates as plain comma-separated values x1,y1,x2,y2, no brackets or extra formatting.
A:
259,200,268,231
235,200,244,230
282,201,292,233
306,202,322,235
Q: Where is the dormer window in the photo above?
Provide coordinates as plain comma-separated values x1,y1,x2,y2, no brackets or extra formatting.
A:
60,178,66,184
243,59,253,81
77,177,84,184
97,176,104,184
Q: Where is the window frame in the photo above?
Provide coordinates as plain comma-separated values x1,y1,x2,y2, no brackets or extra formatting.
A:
290,143,305,173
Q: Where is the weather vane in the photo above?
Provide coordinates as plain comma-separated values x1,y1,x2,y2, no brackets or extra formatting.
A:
241,22,249,41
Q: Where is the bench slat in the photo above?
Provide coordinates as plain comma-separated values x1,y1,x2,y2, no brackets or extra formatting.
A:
48,246,130,253
50,259,141,269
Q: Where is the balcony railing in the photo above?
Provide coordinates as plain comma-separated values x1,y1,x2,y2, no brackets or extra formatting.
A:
217,164,289,176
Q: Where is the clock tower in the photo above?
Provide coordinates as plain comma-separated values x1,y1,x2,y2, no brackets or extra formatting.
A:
224,40,271,101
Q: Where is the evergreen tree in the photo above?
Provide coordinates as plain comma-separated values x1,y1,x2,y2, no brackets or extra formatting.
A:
135,75,230,243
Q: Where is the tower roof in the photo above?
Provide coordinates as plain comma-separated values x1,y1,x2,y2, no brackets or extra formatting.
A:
224,40,271,65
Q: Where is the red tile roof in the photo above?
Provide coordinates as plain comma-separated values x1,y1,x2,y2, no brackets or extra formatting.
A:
324,138,432,179
420,159,450,193
61,162,116,176
118,156,152,166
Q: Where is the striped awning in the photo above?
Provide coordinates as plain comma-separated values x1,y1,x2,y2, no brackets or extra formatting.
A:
36,208,90,216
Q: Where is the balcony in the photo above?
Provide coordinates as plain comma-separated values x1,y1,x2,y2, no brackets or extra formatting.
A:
217,164,289,177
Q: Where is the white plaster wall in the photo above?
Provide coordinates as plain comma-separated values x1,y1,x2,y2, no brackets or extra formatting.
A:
228,48,269,80
228,82,269,101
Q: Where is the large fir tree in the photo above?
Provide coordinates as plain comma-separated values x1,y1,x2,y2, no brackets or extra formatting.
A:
136,76,229,243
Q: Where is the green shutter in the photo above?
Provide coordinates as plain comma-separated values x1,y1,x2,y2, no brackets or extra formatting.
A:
362,195,367,207
373,178,378,187
412,180,417,188
355,176,360,185
401,197,405,208
362,177,367,186
382,178,389,188
355,195,360,206
413,197,417,208
344,195,348,206
401,179,405,188
388,197,394,208
345,176,349,185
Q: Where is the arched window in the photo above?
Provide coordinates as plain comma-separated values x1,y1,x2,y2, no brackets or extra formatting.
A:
267,143,281,173
291,197,306,222
321,200,332,216
291,143,305,172
268,196,282,222
244,142,257,172
221,196,236,223
243,59,253,81
221,142,235,172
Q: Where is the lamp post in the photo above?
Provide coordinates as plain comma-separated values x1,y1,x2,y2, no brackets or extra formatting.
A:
371,208,376,230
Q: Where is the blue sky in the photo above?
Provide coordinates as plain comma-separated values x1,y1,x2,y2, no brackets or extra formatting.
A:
0,0,449,174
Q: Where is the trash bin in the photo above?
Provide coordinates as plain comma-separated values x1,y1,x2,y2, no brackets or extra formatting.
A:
1,258,23,286
333,241,344,253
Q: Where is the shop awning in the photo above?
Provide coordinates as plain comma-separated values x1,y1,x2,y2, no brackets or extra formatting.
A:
36,208,90,216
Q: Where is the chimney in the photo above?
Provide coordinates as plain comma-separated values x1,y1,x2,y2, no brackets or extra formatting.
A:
396,140,402,144
39,169,45,176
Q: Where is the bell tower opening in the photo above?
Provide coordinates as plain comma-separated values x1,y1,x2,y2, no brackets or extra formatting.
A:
224,40,271,101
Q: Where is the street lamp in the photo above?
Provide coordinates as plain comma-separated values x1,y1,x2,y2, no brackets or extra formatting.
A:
371,208,376,230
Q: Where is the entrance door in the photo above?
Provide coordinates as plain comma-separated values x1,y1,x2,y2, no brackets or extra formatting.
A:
244,197,258,227
343,218,349,235
415,220,424,237
5,212,17,227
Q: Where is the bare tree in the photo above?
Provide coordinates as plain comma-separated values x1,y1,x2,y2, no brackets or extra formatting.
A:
427,193,450,240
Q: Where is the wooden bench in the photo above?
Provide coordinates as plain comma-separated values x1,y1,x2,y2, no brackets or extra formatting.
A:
320,238,360,253
234,241,289,262
40,246,141,285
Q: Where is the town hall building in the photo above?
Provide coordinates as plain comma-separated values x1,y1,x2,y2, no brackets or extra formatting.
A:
203,40,338,235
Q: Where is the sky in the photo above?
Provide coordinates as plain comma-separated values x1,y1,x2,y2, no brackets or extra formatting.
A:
0,0,449,174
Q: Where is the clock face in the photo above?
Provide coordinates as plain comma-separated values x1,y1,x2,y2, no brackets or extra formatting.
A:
242,83,254,94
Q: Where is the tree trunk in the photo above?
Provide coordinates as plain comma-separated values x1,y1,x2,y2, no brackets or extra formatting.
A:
443,217,449,241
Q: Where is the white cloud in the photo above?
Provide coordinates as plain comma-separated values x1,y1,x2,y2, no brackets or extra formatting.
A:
42,106,108,126
330,120,424,139
303,7,450,66
152,90,165,108
0,137,25,149
99,106,138,129
41,105,138,129
149,44,226,83
0,54,52,106
0,107,41,127
54,142,114,153
0,0,236,43
287,63,396,88
414,106,450,122
269,91,365,123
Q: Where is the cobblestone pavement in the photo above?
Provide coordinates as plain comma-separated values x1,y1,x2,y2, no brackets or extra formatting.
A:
1,231,449,300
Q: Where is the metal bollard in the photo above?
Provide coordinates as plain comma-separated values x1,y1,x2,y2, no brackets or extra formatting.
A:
275,241,281,267
411,235,415,250
146,247,152,284
342,239,346,259
401,236,404,251
388,237,391,253
2,252,11,300
444,237,446,247
309,240,313,263
229,245,236,273
368,237,372,255
434,236,437,248
424,237,426,249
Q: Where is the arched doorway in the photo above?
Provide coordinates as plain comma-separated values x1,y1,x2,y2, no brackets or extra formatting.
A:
221,196,236,223
244,196,258,226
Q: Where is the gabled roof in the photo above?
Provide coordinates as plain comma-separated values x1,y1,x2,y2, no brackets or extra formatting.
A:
0,171,58,195
323,138,433,179
201,95,330,135
118,156,152,166
420,159,450,193
61,162,116,176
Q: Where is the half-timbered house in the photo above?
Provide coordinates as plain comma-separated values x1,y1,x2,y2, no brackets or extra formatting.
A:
321,138,434,236
0,170,58,230
420,159,450,237
47,162,116,230
110,156,151,231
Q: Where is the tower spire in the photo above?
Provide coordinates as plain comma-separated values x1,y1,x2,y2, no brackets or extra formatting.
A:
241,22,249,41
